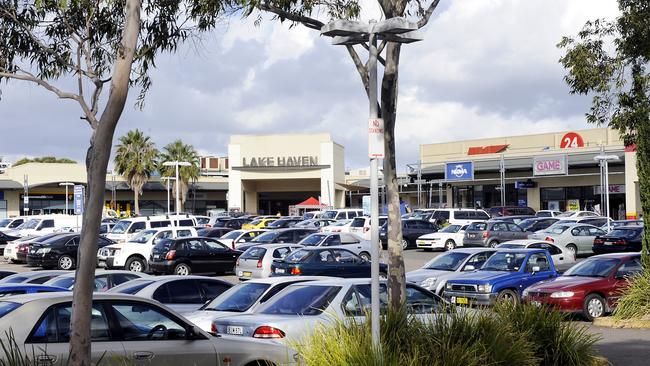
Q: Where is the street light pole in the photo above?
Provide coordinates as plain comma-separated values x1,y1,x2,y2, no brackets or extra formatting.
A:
162,161,191,215
594,153,620,232
59,182,74,215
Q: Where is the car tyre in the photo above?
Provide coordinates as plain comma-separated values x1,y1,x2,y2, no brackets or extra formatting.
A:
566,244,578,260
57,255,75,270
359,252,371,261
174,263,191,276
445,240,456,251
125,256,146,273
488,240,500,248
401,239,410,250
379,272,388,280
583,294,606,321
496,289,519,306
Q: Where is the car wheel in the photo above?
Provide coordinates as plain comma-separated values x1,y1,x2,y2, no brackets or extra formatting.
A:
57,255,75,270
488,240,499,248
401,239,410,250
125,257,146,273
496,289,519,306
379,272,388,280
174,263,191,276
583,294,606,321
359,252,371,261
445,240,456,251
566,244,578,260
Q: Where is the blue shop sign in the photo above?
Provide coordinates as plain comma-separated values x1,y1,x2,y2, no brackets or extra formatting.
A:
445,162,474,182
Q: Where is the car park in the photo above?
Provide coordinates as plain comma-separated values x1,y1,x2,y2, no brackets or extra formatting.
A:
218,229,268,249
97,227,197,272
108,276,233,313
406,248,497,295
43,270,149,291
426,209,490,226
195,227,233,238
241,218,278,230
271,247,387,278
320,209,364,220
535,210,562,218
149,237,242,276
517,217,560,234
348,216,387,240
0,293,297,366
524,253,642,320
444,249,558,306
236,244,303,280
416,224,469,251
0,284,69,297
298,232,372,260
463,221,529,248
185,276,333,331
380,219,438,249
212,278,445,342
488,206,536,218
27,233,115,270
593,226,644,254
529,223,606,257
0,270,68,285
496,240,576,270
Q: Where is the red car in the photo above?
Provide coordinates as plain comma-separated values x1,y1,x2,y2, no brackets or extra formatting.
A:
523,253,642,320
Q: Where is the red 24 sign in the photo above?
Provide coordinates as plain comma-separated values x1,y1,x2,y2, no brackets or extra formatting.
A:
560,132,584,149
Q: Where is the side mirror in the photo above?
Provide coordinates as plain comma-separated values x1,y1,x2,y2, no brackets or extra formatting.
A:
186,326,199,340
532,266,541,274
464,265,475,271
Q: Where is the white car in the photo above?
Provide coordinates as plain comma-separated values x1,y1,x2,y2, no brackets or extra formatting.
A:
0,293,299,366
97,227,196,272
555,211,599,218
496,240,576,271
348,216,388,240
0,217,25,232
218,229,268,249
416,224,469,251
320,219,353,233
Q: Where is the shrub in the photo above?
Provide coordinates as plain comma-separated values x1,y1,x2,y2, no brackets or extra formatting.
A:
614,271,650,320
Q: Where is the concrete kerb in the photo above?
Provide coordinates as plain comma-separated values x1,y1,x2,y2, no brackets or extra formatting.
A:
593,317,650,329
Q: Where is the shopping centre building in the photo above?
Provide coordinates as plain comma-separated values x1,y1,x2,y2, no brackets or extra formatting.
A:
0,128,642,219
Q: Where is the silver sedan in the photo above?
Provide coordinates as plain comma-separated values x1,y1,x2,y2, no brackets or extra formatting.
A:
529,223,606,257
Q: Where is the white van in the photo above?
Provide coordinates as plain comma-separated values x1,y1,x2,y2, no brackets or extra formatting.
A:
0,217,26,233
105,214,197,243
428,209,490,226
98,226,197,272
320,209,364,221
9,215,79,238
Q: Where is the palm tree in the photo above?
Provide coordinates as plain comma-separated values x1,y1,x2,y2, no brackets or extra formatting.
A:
158,140,200,212
114,130,158,215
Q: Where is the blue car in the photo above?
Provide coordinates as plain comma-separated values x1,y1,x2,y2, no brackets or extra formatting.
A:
443,248,558,306
271,247,388,278
0,284,70,298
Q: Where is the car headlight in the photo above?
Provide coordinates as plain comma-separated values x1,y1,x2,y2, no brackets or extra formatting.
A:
550,291,575,298
36,248,51,254
477,284,492,293
421,277,437,288
446,283,453,290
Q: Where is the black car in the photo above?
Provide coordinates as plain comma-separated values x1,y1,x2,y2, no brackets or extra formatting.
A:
380,219,438,250
517,217,560,233
0,231,20,256
266,218,303,229
197,227,233,238
27,233,115,270
149,237,242,275
0,270,17,280
593,226,644,254
270,247,387,278
213,218,251,230
237,228,319,252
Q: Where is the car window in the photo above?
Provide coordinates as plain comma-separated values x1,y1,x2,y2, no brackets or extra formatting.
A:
199,280,231,301
588,227,605,236
156,231,173,240
111,303,187,341
40,220,55,229
153,280,202,304
111,273,140,287
66,237,80,246
455,211,470,220
348,212,358,219
343,284,388,316
404,221,415,229
529,243,562,255
0,290,26,297
94,275,110,291
492,223,507,231
128,222,146,233
405,285,439,313
507,223,523,232
276,232,293,243
323,235,341,246
183,239,205,251
177,230,192,238
260,285,341,316
331,249,360,263
273,247,293,258
29,304,110,343
525,253,550,273
203,239,228,252
178,219,194,227
616,258,643,278
295,230,313,241
316,250,336,263
340,234,360,244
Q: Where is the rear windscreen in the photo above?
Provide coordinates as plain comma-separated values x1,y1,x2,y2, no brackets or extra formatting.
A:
467,222,487,231
241,247,267,260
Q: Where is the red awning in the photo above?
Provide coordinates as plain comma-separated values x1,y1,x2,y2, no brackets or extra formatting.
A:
625,144,637,152
467,144,509,155
296,197,325,206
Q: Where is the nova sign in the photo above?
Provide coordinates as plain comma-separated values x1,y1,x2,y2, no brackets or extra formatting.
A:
445,162,474,182
242,156,319,167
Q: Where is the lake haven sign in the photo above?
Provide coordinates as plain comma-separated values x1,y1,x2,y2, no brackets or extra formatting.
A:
242,156,319,167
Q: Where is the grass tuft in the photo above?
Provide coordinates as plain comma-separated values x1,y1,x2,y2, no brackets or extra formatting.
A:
614,271,650,321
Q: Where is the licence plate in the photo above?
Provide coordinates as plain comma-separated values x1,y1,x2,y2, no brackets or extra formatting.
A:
153,254,160,260
468,234,476,238
454,297,469,305
604,241,613,246
242,271,252,277
226,326,244,335
275,268,285,274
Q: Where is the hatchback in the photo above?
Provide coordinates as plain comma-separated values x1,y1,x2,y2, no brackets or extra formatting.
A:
149,237,242,276
380,219,438,249
271,247,387,278
463,221,529,247
236,244,303,280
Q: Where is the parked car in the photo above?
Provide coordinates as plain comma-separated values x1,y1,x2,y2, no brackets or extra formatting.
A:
0,271,17,280
444,249,559,306
242,218,278,230
535,210,562,218
106,214,197,243
416,224,469,251
406,248,497,295
271,247,387,278
380,219,438,250
4,233,60,263
463,221,529,248
0,231,20,256
0,293,297,366
0,217,25,232
43,270,149,291
238,228,318,251
302,211,325,220
149,237,242,276
0,270,67,285
602,220,644,231
27,233,115,270
517,217,560,234
320,219,353,233
488,206,536,218
97,227,197,272
9,215,78,237
266,218,303,229
298,232,372,260
524,253,642,320
320,209,364,220
184,276,333,331
496,240,576,271
108,276,233,313
218,229,268,249
213,218,251,230
593,226,644,254
529,223,606,257
0,284,69,298
348,216,388,240
556,211,599,218
489,215,536,225
426,209,490,226
196,227,233,238
236,244,303,280
99,222,114,234
294,219,338,229
212,278,445,342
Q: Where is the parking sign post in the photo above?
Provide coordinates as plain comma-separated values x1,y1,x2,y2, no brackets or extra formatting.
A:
74,185,85,231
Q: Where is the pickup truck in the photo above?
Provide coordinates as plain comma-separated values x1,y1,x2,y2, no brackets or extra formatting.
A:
443,248,558,306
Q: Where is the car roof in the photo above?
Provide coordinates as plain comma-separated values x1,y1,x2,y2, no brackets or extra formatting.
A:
612,225,643,230
0,292,156,305
589,252,641,259
500,239,553,245
493,248,546,254
448,248,497,254
242,276,338,285
0,284,69,290
137,275,233,285
250,243,303,249
53,270,151,279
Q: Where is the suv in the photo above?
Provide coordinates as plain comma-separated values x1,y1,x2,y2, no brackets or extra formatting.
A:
320,209,364,220
463,221,529,247
349,216,388,240
488,206,536,218
428,209,490,226
380,219,438,250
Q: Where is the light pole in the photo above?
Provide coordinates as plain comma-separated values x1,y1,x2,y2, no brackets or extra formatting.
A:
594,153,620,232
162,161,191,215
59,182,74,215
321,17,422,347
162,177,175,215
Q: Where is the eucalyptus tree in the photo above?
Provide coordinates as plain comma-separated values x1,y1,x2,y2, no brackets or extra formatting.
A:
114,129,159,215
158,140,201,211
239,0,443,310
0,0,223,364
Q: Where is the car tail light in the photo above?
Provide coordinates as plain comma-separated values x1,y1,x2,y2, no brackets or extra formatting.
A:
211,323,218,333
364,226,370,233
545,237,554,243
482,232,489,238
257,259,263,268
290,267,302,275
165,250,176,260
594,238,605,245
253,326,285,339
236,258,240,267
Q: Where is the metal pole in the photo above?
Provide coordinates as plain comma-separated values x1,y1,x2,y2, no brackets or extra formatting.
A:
368,20,380,348
500,155,506,206
599,147,605,215
175,163,181,215
166,178,171,214
65,185,69,214
417,162,422,209
605,160,611,231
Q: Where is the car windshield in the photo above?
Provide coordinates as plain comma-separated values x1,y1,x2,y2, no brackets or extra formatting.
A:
249,219,263,225
240,247,267,260
221,230,244,240
266,220,285,228
467,222,487,231
128,230,157,244
497,244,525,249
424,252,470,271
321,211,338,219
21,219,41,229
518,220,538,231
204,283,271,312
556,212,575,218
260,285,340,316
284,249,312,263
481,252,527,272
196,217,210,225
46,277,75,289
251,231,279,243
564,259,620,278
331,220,350,227
0,219,11,228
109,279,155,294
299,234,326,246
544,225,570,234
0,302,21,319
440,225,462,233
606,229,641,238
110,220,131,234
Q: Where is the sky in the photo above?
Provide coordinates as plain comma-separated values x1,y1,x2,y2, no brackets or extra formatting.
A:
0,0,620,173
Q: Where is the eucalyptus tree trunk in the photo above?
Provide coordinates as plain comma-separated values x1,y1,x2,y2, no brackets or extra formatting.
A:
69,0,142,364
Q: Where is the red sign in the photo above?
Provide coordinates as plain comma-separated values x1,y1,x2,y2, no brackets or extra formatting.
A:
560,132,584,149
467,144,509,155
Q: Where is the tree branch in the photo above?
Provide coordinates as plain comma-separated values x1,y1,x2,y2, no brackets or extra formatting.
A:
417,0,442,28
258,2,325,30
0,69,79,100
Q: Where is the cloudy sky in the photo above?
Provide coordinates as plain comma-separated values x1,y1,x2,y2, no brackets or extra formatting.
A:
0,0,620,173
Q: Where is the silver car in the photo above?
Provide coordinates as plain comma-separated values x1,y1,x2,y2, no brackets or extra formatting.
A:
212,278,447,342
298,232,373,260
0,292,298,366
236,243,303,280
0,270,67,285
43,270,149,291
529,223,606,257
